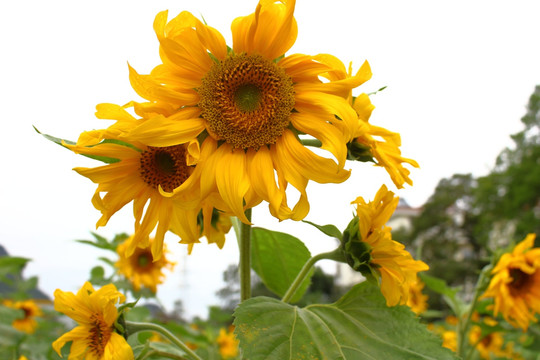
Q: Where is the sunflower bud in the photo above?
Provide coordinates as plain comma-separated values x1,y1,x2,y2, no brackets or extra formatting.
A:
340,217,373,277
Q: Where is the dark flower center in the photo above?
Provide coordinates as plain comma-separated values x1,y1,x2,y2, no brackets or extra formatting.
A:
199,53,295,150
139,145,191,192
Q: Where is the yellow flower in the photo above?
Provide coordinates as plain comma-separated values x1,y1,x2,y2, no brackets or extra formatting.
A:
344,185,429,306
351,93,419,188
217,326,239,359
468,325,507,360
125,0,372,223
65,102,231,259
3,299,42,334
115,236,176,293
52,282,133,360
441,330,457,352
406,277,429,315
482,233,540,330
304,57,419,188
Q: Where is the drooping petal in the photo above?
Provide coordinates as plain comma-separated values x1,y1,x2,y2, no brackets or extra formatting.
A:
127,113,206,147
128,64,199,105
214,144,251,224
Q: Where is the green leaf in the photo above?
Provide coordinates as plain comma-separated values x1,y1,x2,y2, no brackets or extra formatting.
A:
251,227,313,303
420,273,465,316
234,282,457,360
302,220,343,239
0,256,30,278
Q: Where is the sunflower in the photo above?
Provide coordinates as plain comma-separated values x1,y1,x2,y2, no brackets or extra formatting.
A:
310,56,419,188
406,277,429,315
66,102,228,259
342,185,428,306
3,299,43,334
124,0,372,223
441,331,457,353
52,282,133,360
217,326,239,359
481,233,540,330
350,93,419,188
468,325,507,360
115,236,176,293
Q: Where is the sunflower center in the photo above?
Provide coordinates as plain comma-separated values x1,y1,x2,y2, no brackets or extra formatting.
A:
88,314,112,357
509,268,533,295
137,252,152,268
139,145,191,192
199,53,295,150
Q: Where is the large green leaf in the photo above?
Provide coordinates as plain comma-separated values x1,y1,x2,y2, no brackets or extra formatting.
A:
251,227,313,303
234,282,457,360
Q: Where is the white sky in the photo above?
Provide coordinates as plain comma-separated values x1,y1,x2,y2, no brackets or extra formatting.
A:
1,0,540,319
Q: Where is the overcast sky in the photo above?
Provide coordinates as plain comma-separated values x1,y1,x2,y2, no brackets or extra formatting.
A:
1,0,540,319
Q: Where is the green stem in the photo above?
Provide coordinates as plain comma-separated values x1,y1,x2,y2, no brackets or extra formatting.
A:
281,249,343,303
300,138,322,147
126,321,202,360
457,268,489,359
240,208,252,302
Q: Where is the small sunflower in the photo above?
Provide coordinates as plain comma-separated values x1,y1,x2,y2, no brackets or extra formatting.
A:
441,331,457,353
125,0,372,223
302,56,419,188
468,325,507,360
66,102,223,259
3,299,43,334
406,277,429,315
217,326,239,359
116,236,176,293
342,185,428,306
350,93,420,188
481,233,540,330
52,282,133,360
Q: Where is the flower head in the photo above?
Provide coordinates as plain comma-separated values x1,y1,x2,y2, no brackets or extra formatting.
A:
125,0,372,223
468,326,507,360
406,277,429,315
481,233,540,330
349,93,419,188
115,236,176,293
66,103,227,259
3,299,43,334
217,326,239,359
341,185,428,306
52,282,133,360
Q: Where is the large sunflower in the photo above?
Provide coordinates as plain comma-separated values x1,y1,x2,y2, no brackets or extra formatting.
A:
66,103,225,260
482,233,540,330
342,185,429,306
125,0,372,223
52,282,133,360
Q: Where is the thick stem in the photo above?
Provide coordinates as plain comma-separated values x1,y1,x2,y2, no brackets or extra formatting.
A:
126,321,202,360
281,249,343,303
239,208,253,302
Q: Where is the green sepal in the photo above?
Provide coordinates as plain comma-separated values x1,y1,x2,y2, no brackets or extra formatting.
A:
346,140,375,162
302,220,342,239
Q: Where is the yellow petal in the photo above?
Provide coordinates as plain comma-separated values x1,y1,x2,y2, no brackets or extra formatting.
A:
246,147,285,217
232,0,297,59
214,144,251,224
127,114,205,147
290,111,347,167
128,63,198,105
